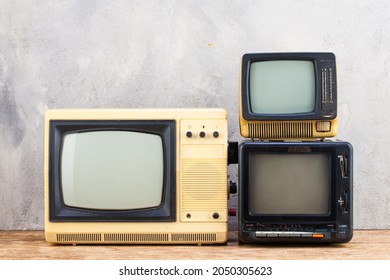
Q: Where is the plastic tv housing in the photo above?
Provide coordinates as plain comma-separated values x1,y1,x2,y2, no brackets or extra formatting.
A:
237,52,353,243
44,109,229,245
238,141,353,243
239,52,338,140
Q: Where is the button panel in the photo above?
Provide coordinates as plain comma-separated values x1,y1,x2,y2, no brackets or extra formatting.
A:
243,223,338,240
181,119,226,145
255,231,325,239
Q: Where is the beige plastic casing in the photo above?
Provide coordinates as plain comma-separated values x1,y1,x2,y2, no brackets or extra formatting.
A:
44,109,228,245
239,117,339,140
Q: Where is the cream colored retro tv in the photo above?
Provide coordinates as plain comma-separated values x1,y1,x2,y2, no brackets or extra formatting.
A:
44,109,228,244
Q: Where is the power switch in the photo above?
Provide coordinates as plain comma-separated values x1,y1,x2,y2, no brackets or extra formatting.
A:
316,121,331,132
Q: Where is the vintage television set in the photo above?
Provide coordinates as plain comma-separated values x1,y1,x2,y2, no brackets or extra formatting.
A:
238,141,353,243
44,108,229,244
239,52,338,139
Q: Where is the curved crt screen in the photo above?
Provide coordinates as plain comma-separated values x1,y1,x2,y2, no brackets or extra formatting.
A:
61,131,164,210
249,153,330,215
249,60,315,114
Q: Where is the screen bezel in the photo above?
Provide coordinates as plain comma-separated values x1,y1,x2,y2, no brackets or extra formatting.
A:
49,120,176,222
239,142,339,224
241,52,337,121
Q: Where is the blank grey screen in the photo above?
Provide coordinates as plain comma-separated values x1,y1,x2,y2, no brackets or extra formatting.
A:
249,60,315,114
249,153,330,215
61,131,164,210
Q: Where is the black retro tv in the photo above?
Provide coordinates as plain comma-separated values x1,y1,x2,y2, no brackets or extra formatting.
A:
239,140,353,243
239,52,337,139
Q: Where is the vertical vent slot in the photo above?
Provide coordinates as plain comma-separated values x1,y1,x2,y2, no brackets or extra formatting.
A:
56,233,102,242
171,233,217,242
104,233,169,242
248,122,313,139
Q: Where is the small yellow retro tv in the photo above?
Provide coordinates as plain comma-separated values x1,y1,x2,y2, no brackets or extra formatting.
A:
239,52,338,139
44,109,228,244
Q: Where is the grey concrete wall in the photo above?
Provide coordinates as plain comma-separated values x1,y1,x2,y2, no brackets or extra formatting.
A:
1,0,389,230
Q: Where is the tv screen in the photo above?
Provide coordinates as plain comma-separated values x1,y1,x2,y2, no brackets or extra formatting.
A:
49,119,176,222
61,131,164,210
248,153,330,215
249,60,315,115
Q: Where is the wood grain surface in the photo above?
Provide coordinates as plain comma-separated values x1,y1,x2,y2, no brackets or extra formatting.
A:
1,230,389,260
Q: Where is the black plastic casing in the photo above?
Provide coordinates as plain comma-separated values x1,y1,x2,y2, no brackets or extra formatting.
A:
238,140,353,243
241,52,337,121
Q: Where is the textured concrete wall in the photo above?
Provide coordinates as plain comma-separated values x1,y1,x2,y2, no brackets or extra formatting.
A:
1,0,389,229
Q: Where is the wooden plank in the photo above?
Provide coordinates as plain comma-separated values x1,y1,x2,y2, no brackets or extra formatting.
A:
0,230,389,260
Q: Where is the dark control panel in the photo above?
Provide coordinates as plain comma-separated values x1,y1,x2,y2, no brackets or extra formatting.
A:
241,223,351,242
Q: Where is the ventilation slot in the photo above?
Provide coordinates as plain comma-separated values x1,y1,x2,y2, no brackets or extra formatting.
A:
104,233,169,242
56,233,102,243
248,122,313,139
181,158,227,211
171,233,217,242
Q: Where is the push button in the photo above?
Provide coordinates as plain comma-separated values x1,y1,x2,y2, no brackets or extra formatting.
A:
316,121,331,132
244,223,255,232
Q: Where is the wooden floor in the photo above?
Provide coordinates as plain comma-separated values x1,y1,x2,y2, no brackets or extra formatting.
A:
0,230,389,260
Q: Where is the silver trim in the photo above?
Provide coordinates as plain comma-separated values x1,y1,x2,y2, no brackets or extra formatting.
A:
255,231,324,238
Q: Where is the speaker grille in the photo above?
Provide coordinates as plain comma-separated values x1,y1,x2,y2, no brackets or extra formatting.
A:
56,233,102,242
181,158,227,211
104,233,169,242
171,233,217,242
248,122,313,139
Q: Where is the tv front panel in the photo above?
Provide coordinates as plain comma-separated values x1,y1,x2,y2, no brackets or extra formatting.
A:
239,52,338,140
44,109,228,244
238,141,353,243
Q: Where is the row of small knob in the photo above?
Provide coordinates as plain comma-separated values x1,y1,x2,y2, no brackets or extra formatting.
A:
186,131,220,138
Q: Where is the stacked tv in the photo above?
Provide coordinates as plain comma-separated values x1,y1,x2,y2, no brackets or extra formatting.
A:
238,53,353,243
